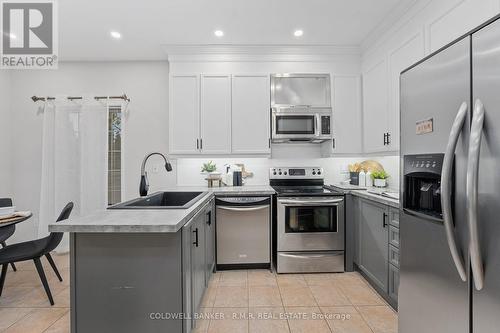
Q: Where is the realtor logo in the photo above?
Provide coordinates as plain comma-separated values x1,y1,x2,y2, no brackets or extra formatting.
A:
1,0,58,69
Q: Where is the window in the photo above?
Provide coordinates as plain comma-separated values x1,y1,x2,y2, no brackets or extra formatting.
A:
108,106,122,205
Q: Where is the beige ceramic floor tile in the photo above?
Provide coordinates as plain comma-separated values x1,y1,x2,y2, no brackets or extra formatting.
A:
279,286,317,307
248,270,277,287
218,270,247,286
50,287,70,308
193,308,212,333
276,274,307,288
309,285,351,306
4,270,43,287
207,307,248,333
43,310,70,333
0,307,34,331
303,273,338,286
285,306,331,333
357,305,397,333
201,285,217,308
249,286,283,307
2,308,67,333
249,306,290,333
208,273,221,288
321,306,373,333
0,287,34,307
213,286,248,307
336,277,385,306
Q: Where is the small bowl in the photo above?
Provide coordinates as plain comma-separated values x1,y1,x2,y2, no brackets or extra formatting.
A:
0,206,15,217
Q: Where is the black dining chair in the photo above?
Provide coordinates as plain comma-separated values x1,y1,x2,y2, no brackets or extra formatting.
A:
0,202,73,305
0,198,17,272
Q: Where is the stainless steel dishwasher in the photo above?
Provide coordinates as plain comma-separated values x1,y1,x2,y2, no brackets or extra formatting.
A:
216,196,271,268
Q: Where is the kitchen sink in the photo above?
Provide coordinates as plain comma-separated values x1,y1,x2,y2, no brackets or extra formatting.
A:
109,191,206,209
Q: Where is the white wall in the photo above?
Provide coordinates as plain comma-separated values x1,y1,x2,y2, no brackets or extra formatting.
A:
0,71,12,198
9,61,173,242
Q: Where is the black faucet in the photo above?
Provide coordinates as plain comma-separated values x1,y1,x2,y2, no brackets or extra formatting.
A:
139,152,173,196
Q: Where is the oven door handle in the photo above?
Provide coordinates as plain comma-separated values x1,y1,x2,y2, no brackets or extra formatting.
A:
278,198,343,206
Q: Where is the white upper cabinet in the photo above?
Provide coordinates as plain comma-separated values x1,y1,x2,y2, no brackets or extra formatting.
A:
387,33,425,151
363,60,389,153
200,75,232,154
362,32,424,153
321,75,362,156
231,74,271,154
333,75,362,154
169,73,272,156
169,74,200,154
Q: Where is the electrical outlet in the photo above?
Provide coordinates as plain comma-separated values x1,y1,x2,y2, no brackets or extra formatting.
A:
152,164,160,174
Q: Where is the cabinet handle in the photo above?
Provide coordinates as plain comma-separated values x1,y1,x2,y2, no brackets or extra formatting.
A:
193,228,199,247
196,139,199,150
200,138,203,150
383,133,387,146
383,212,388,228
387,132,391,145
206,211,212,226
332,138,336,149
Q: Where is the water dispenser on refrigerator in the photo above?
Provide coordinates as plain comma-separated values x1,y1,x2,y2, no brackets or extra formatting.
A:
403,154,446,222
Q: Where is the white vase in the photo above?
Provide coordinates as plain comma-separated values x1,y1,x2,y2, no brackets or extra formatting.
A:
374,179,387,188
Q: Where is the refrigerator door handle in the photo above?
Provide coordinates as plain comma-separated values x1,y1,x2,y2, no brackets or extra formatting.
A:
441,101,468,282
467,99,485,291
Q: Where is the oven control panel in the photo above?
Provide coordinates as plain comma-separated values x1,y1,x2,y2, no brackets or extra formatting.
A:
269,167,324,179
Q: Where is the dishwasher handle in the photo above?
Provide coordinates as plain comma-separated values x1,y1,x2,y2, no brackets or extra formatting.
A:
217,205,269,212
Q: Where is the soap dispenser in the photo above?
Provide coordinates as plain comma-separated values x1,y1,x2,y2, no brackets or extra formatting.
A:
366,170,373,187
359,170,366,187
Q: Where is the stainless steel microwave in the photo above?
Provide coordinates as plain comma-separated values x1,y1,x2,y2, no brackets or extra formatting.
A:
271,107,333,143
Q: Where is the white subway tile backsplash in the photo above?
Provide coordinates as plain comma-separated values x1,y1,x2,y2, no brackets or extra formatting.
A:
175,154,400,189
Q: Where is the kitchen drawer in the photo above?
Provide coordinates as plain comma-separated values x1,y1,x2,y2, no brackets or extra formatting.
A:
277,251,344,273
389,208,399,228
389,244,399,267
389,225,400,248
389,263,399,302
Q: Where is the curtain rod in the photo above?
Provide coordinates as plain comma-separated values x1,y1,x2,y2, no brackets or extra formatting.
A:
31,94,130,103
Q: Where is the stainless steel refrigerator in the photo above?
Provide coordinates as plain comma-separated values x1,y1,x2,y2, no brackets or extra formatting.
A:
399,16,500,333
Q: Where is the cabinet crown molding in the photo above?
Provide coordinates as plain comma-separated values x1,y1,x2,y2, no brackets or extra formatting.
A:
163,44,360,62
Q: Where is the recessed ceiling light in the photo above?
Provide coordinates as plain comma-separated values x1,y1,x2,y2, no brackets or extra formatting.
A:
294,29,304,37
214,30,224,37
110,31,122,39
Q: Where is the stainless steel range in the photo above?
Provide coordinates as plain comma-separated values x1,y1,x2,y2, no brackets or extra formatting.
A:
270,167,345,273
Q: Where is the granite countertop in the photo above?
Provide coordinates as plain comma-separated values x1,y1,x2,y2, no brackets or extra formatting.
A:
48,185,275,233
329,184,400,209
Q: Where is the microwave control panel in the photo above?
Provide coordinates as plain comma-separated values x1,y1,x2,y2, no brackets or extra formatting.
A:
321,116,331,135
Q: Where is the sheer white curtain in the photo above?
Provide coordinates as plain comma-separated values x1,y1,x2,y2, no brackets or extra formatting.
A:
38,96,108,252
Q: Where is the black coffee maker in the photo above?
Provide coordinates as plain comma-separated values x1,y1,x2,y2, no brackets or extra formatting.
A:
403,154,446,221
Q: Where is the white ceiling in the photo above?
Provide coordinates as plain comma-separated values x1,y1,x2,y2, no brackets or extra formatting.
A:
59,0,415,60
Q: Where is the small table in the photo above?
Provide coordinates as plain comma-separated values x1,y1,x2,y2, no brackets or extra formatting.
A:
0,213,33,229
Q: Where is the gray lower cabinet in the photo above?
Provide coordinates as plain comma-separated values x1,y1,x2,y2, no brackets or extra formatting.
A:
357,198,389,292
204,200,215,284
389,263,399,302
72,233,184,333
70,199,215,333
183,198,215,333
352,196,400,309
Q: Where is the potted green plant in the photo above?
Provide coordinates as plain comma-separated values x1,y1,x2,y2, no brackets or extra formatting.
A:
371,170,390,188
201,161,220,179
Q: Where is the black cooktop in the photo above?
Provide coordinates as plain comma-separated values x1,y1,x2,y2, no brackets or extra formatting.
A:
272,185,343,197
